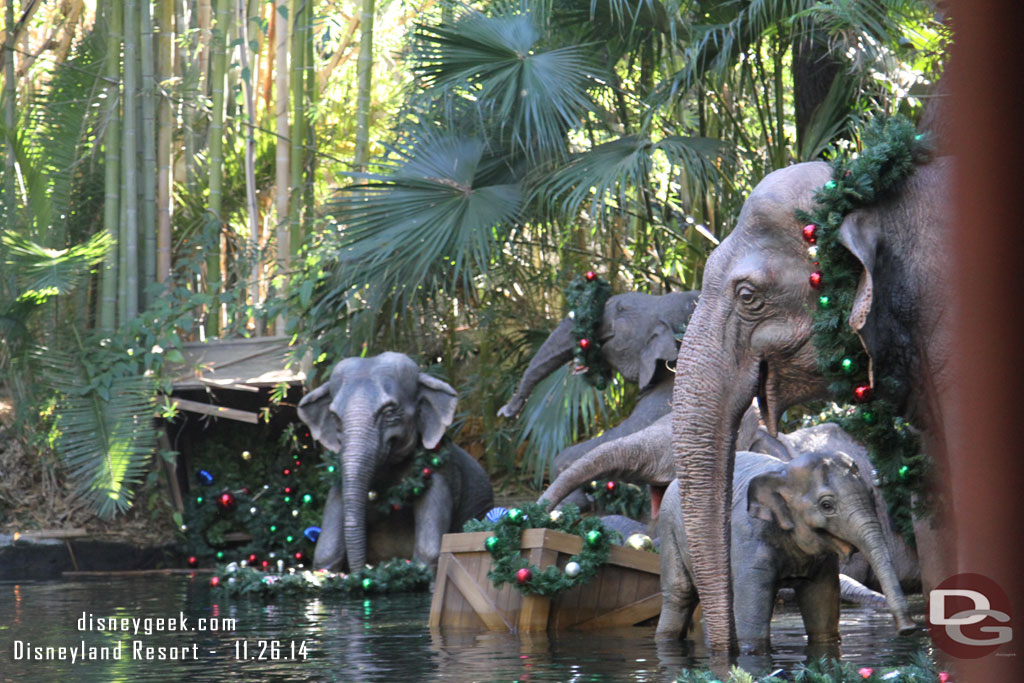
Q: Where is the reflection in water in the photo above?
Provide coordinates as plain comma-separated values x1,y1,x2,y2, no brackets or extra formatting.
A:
0,576,929,682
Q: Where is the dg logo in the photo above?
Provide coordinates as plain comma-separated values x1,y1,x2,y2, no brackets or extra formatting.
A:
928,573,1014,659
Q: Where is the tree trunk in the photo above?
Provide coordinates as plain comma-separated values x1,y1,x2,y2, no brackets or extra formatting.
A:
353,0,375,170
156,0,174,282
140,0,158,304
289,0,305,254
273,0,290,335
100,1,123,333
239,0,261,333
121,0,140,320
207,0,230,336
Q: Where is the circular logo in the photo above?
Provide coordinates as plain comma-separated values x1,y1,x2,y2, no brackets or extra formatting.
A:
928,573,1013,659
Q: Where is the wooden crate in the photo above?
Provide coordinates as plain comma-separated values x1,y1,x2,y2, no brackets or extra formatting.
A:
428,528,662,632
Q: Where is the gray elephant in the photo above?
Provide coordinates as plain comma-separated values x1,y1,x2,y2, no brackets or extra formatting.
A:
498,290,699,495
297,352,494,572
670,153,953,650
656,450,916,652
537,411,908,607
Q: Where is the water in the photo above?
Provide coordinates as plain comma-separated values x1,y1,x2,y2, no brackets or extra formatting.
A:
0,576,931,682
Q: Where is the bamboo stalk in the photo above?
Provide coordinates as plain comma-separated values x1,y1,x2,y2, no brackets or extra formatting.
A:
181,0,197,190
288,0,304,254
157,0,173,282
273,0,289,335
353,0,375,170
207,0,230,337
197,0,212,97
303,5,315,217
239,0,260,334
3,0,15,215
100,1,123,333
122,0,140,320
141,0,157,304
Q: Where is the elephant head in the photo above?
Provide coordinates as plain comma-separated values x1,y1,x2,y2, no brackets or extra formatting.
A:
498,290,699,418
747,450,916,633
297,352,457,571
672,158,950,650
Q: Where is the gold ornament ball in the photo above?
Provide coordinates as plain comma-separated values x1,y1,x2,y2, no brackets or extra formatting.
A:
625,533,654,552
241,450,252,461
367,490,378,502
548,509,563,523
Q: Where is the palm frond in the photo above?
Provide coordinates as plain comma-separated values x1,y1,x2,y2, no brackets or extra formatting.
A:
2,230,112,303
34,346,158,519
410,1,597,158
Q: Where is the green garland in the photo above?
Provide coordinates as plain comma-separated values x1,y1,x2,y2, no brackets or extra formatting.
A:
588,479,650,519
463,502,612,597
565,271,612,389
211,557,432,598
320,440,451,515
795,115,932,543
674,651,948,682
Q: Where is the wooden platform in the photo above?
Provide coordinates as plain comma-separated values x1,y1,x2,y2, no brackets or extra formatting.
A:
429,529,662,633
168,336,308,392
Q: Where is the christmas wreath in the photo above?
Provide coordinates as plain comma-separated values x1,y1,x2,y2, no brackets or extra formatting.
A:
463,502,612,597
796,115,932,542
565,271,612,389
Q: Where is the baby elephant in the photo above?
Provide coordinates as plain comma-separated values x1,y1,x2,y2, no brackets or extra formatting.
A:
657,450,915,652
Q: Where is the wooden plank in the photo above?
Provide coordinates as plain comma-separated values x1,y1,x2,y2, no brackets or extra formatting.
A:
607,544,661,574
16,528,88,539
445,554,513,631
170,397,260,424
62,569,217,577
439,531,492,553
518,544,557,632
428,552,451,628
574,593,663,630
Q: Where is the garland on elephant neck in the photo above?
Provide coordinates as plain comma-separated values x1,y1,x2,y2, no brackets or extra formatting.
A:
565,271,612,389
463,502,613,597
795,115,932,543
321,439,451,515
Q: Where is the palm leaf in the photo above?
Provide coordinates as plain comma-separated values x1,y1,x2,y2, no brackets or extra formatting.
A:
35,346,158,519
410,1,597,158
2,230,112,303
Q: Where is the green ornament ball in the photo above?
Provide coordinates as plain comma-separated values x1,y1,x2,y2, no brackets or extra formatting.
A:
841,358,857,374
303,494,313,505
412,487,423,496
270,525,277,532
286,535,294,543
507,508,522,522
431,456,442,467
485,536,499,551
825,180,837,189
861,410,875,424
818,295,831,309
362,578,373,591
899,465,910,479
585,530,603,546
216,551,224,560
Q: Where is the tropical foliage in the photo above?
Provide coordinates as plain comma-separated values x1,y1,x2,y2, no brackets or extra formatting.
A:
0,0,946,519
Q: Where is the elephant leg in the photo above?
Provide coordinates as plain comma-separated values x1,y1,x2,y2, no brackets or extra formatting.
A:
412,474,453,572
655,555,697,639
313,485,347,570
733,567,777,654
796,556,841,645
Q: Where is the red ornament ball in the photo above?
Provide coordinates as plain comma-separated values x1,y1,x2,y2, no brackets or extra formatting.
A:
248,553,258,564
605,480,616,492
261,560,270,569
392,504,402,512
210,576,220,587
809,271,823,289
584,270,596,281
516,567,533,584
853,385,873,402
802,224,818,244
294,552,304,561
578,338,591,351
187,556,198,568
241,487,251,495
284,486,294,495
217,491,237,511
422,467,433,480
282,468,291,476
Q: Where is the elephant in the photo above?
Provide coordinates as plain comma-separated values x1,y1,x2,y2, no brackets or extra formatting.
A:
297,352,494,572
498,290,699,504
537,410,910,608
656,450,916,652
670,155,953,650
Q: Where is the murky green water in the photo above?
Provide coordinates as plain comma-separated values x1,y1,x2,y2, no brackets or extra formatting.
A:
0,575,931,682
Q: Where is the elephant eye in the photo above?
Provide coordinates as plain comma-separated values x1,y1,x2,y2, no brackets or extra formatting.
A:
736,283,764,311
818,497,837,514
380,403,401,421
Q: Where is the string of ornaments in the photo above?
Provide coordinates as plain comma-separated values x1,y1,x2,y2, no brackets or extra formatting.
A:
464,502,612,597
796,115,932,543
210,557,432,597
565,271,612,389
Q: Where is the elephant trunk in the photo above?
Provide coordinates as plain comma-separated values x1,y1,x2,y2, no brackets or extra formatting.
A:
497,317,576,418
673,306,758,652
340,420,379,572
539,415,673,509
851,513,916,634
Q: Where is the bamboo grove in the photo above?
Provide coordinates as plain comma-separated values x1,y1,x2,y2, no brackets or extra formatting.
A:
0,0,947,519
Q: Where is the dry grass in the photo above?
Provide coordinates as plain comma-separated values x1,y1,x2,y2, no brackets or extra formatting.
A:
0,394,177,545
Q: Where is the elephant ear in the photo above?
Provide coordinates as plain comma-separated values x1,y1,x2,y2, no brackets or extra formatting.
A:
838,210,881,369
298,382,342,452
416,373,458,449
747,469,795,530
638,318,681,389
